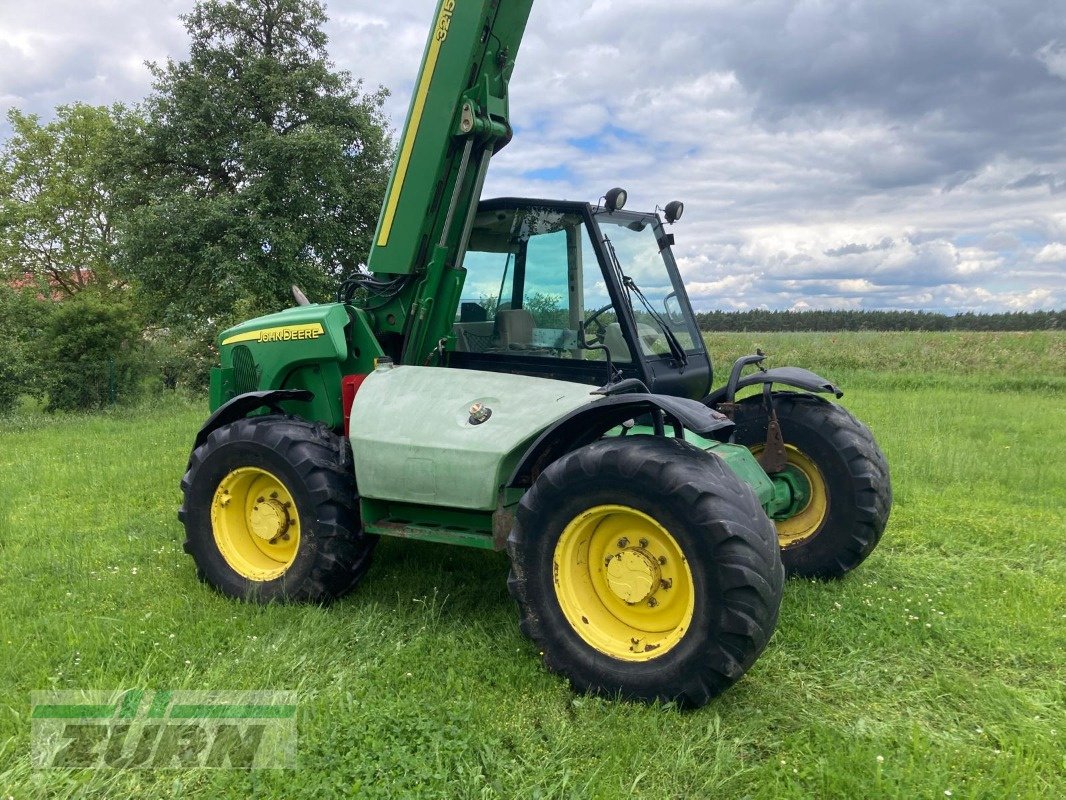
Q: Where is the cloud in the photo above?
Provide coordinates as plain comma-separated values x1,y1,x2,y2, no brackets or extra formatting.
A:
1034,243,1066,263
1037,41,1066,80
2,0,1064,313
825,238,894,258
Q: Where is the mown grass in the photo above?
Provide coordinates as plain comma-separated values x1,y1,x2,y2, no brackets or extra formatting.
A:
1,331,1063,798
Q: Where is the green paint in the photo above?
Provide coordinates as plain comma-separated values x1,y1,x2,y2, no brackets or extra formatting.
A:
623,426,776,508
209,365,233,410
366,0,534,364
364,522,495,551
361,498,497,549
211,303,384,427
767,466,813,520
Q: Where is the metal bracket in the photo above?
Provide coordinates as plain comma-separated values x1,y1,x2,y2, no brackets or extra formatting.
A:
457,102,476,135
756,383,787,473
757,410,788,474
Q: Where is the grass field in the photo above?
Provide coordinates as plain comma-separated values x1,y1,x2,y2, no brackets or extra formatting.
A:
1,331,1063,798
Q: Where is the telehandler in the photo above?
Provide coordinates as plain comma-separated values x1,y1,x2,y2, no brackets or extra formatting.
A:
180,0,891,707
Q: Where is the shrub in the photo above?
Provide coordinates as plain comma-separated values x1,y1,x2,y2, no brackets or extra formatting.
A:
39,292,145,411
0,287,48,414
145,331,215,394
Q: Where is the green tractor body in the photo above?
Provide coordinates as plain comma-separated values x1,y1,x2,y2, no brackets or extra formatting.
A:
180,0,892,707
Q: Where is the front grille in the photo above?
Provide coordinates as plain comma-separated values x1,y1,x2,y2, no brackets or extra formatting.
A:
232,345,259,394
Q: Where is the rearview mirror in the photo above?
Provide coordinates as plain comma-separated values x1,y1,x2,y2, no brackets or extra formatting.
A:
664,291,684,324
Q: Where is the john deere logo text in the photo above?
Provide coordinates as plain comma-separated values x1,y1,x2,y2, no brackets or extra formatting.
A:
436,0,455,42
221,323,325,347
31,690,297,770
257,324,324,344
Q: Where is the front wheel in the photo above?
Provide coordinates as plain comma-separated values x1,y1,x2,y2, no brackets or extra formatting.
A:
731,393,892,579
507,435,784,707
179,415,375,603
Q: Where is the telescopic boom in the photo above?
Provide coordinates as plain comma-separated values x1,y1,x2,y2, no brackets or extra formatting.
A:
363,0,535,365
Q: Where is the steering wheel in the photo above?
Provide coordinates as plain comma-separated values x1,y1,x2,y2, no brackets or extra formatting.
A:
582,304,614,346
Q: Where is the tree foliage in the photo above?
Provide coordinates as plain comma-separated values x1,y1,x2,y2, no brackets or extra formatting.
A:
115,0,393,324
0,286,50,413
0,104,125,297
39,291,145,412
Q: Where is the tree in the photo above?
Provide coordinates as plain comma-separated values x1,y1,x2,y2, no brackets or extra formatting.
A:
0,104,126,297
115,0,393,325
0,286,49,413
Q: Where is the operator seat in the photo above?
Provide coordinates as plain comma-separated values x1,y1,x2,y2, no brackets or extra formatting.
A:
603,323,633,363
496,308,536,349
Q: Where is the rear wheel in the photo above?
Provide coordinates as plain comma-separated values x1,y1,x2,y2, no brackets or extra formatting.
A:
507,435,783,707
732,393,891,579
179,415,375,603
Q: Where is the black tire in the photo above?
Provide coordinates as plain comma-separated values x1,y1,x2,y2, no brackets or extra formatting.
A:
731,392,891,579
507,435,784,708
179,415,375,603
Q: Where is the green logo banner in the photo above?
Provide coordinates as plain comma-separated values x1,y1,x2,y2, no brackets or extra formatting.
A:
30,690,297,769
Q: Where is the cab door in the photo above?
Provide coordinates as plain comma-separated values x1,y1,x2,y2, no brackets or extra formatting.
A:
449,200,647,388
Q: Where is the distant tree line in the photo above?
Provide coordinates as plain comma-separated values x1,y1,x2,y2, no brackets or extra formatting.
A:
695,309,1063,332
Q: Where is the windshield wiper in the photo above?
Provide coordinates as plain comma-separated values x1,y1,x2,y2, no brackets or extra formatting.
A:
602,234,689,369
623,275,689,368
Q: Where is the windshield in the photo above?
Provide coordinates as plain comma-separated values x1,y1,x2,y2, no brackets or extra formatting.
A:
595,213,702,357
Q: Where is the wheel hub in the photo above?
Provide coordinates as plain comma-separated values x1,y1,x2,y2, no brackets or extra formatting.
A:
552,505,695,662
755,444,828,547
605,549,661,605
211,467,301,582
249,499,291,542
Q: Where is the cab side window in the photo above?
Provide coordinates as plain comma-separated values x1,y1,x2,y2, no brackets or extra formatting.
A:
455,208,633,363
455,249,514,352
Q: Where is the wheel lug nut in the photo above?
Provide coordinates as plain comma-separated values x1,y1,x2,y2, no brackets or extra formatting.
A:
658,556,667,565
660,578,672,590
257,497,265,503
604,556,613,568
647,598,658,608
270,492,278,499
639,538,649,548
617,538,628,548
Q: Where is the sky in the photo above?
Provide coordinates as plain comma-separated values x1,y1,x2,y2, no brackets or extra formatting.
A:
1,0,1064,313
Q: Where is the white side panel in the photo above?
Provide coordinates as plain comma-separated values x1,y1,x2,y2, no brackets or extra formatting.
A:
348,367,597,510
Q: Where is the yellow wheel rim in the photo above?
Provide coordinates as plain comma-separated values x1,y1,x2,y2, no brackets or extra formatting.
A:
553,505,695,662
752,444,829,548
211,467,301,582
